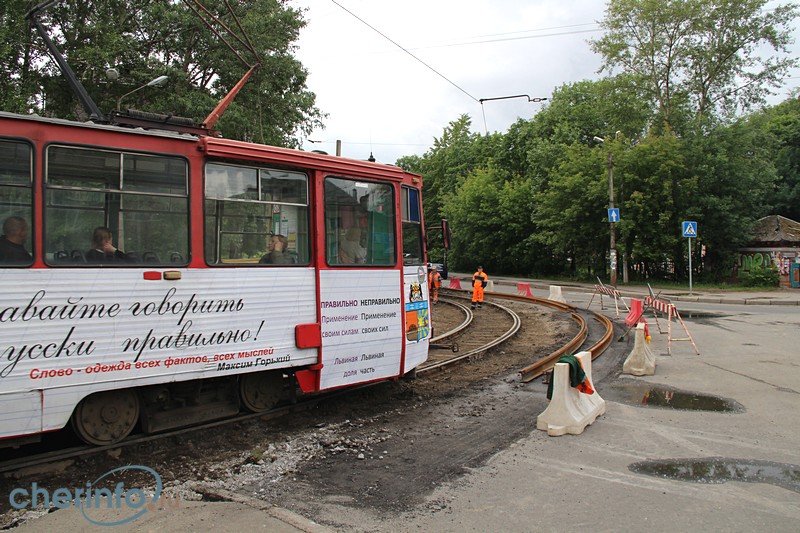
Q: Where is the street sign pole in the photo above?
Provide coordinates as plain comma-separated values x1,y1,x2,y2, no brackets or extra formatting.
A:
688,237,693,296
682,221,697,296
607,153,617,287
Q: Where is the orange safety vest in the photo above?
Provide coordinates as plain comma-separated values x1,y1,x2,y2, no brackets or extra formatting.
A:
428,270,441,289
472,270,488,288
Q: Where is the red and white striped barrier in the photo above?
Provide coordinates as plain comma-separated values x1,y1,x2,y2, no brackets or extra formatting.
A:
447,277,462,290
587,284,629,317
644,297,700,355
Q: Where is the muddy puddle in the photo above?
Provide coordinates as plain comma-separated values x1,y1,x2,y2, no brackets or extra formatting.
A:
678,311,727,319
630,457,800,493
605,381,744,412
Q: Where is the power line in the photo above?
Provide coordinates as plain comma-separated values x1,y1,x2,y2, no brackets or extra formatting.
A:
329,0,480,103
409,27,603,52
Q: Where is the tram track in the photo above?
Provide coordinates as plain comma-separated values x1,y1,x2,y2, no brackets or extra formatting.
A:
0,386,364,476
421,289,614,382
1,290,614,476
419,297,521,373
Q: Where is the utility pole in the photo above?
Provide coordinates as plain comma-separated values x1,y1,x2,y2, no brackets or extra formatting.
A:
607,152,617,286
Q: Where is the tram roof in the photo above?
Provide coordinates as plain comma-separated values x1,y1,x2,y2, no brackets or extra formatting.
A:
0,111,421,183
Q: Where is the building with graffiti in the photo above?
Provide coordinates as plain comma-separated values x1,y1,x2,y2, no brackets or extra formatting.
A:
736,215,800,288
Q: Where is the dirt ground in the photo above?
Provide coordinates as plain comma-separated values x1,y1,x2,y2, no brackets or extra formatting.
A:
1,299,584,530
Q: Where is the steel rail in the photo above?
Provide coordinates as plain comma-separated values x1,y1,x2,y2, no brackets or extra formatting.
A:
437,289,614,382
430,298,472,342
517,311,588,382
418,298,521,373
0,385,362,475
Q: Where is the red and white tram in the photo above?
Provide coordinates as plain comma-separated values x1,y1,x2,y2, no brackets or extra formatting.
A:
0,111,434,446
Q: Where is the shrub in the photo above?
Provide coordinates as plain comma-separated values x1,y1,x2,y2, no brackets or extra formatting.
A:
739,264,780,287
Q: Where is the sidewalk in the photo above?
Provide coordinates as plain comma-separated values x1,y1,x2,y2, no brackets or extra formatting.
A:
451,273,800,306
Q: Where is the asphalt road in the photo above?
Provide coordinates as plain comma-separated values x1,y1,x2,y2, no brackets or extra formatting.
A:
378,282,800,532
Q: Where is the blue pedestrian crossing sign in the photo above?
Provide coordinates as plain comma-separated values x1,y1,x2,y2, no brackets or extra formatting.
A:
682,221,698,238
607,208,620,222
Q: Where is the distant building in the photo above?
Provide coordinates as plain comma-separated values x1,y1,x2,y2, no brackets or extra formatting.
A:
736,215,800,288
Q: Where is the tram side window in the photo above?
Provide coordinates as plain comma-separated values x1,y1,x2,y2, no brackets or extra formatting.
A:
0,140,33,266
325,177,395,266
45,146,189,266
401,186,423,265
204,163,310,265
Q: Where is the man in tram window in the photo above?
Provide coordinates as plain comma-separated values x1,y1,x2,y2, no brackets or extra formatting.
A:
86,227,132,263
428,265,442,304
260,234,292,264
471,265,488,310
0,216,32,264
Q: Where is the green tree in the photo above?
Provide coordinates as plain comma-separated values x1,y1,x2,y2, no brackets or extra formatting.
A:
592,0,799,131
4,0,322,147
749,96,800,221
0,1,45,114
684,122,777,279
534,144,609,278
615,134,692,280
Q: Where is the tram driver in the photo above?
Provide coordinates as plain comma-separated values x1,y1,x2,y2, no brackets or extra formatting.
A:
339,226,366,264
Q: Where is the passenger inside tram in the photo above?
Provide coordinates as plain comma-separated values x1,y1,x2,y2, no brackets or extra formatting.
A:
86,226,132,263
259,234,292,264
0,216,32,264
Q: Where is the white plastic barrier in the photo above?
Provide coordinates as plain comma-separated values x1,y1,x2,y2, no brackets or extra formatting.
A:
622,323,656,376
547,285,567,304
486,279,495,292
536,351,605,436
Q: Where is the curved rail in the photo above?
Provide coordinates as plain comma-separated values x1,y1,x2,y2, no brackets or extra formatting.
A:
470,292,615,382
517,311,588,382
431,298,472,342
418,298,521,373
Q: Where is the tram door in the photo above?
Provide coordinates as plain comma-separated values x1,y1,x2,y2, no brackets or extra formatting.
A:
400,186,430,371
317,177,406,390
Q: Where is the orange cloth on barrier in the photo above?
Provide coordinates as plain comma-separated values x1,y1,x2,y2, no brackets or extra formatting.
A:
546,354,594,400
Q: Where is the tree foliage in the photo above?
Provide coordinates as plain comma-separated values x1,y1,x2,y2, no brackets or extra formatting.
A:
592,0,799,131
1,0,322,146
413,78,797,282
748,96,800,221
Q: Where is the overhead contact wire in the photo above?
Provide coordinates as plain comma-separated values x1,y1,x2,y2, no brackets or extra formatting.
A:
329,0,480,103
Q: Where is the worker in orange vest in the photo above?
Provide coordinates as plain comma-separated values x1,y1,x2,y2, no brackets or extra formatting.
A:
471,265,488,309
428,266,442,304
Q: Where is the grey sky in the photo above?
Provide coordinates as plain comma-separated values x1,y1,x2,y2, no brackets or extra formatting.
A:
292,0,800,164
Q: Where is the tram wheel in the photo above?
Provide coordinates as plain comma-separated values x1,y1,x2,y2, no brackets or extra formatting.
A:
71,390,140,446
240,372,283,412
